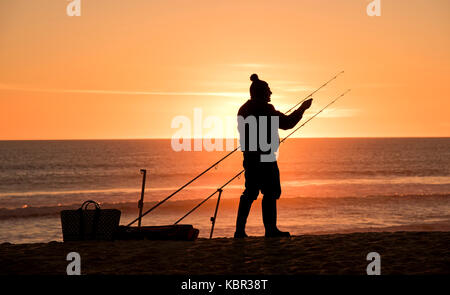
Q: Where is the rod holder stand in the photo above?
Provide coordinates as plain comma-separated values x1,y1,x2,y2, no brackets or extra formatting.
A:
138,169,147,228
209,188,223,239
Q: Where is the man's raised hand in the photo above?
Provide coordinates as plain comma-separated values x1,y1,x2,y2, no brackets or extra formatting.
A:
300,98,313,111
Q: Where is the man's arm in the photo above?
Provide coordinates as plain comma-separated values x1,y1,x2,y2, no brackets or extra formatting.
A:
272,98,313,130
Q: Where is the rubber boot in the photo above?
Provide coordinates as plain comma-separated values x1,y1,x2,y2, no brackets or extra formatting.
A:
262,197,290,238
234,196,254,238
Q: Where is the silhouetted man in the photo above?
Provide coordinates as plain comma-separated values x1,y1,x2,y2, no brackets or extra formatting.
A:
235,74,312,238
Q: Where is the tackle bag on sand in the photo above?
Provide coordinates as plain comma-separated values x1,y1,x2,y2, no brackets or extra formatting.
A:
60,200,121,241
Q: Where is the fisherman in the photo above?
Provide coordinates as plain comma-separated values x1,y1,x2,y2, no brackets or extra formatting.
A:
235,74,313,238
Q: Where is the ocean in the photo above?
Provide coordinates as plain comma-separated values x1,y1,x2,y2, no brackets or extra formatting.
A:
0,138,449,243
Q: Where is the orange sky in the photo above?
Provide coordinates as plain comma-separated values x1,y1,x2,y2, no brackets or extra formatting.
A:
0,0,449,140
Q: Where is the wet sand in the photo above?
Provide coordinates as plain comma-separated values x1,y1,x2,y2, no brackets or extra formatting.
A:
0,231,448,275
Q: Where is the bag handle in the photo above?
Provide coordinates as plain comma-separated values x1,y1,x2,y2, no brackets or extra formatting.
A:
78,200,101,240
80,200,101,210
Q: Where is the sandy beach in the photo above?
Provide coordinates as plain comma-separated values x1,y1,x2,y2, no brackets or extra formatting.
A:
1,231,448,275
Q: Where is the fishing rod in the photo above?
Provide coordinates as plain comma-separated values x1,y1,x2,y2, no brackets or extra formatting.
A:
281,89,351,144
284,70,344,114
174,89,351,225
126,71,344,227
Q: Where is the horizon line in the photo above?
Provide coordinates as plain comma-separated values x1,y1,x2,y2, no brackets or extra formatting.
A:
0,136,449,141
